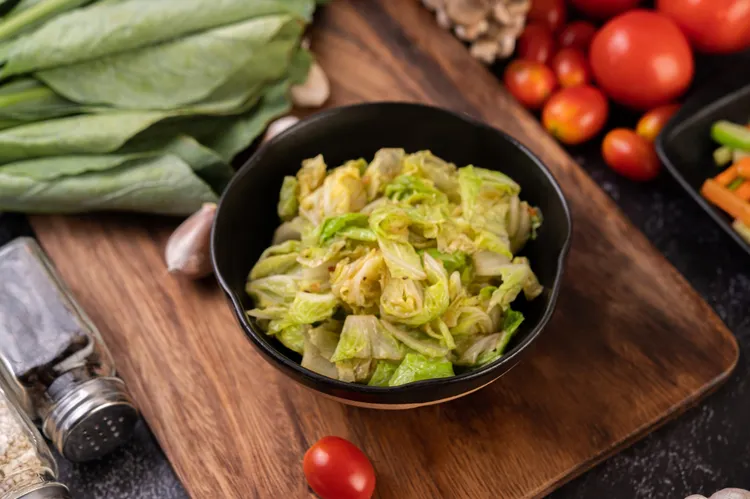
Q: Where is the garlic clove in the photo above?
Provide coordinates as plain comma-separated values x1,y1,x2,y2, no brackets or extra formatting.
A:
435,8,452,29
710,490,750,499
262,116,300,143
291,62,330,108
165,203,217,280
455,19,489,41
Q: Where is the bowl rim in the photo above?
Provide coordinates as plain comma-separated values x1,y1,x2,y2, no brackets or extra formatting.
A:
211,101,572,395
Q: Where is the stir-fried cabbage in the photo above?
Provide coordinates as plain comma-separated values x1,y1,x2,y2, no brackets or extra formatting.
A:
246,149,544,386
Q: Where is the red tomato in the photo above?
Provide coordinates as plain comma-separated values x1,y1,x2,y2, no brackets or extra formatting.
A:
590,10,694,110
636,104,680,142
528,0,567,33
657,0,750,53
504,60,557,110
558,21,598,53
542,85,609,145
303,436,375,499
550,48,590,87
602,129,661,181
571,0,643,19
517,24,556,64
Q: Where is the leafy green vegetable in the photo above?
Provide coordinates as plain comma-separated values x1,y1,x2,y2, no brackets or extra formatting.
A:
287,292,339,325
388,353,454,386
0,153,217,214
246,149,544,386
0,0,90,44
278,176,299,222
319,213,370,244
1,0,315,77
367,361,399,386
426,248,469,274
37,16,302,109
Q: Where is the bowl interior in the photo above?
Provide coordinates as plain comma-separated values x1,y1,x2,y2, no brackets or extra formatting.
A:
213,103,571,394
657,63,750,254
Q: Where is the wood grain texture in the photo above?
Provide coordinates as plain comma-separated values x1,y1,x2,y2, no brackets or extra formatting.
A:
29,1,738,498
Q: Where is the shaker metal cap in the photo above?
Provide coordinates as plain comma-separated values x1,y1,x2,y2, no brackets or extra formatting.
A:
17,483,72,499
43,377,138,462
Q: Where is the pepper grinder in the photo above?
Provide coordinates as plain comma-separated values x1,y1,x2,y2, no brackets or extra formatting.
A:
0,237,138,462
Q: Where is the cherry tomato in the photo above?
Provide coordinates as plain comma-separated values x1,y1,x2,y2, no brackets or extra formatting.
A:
571,0,643,19
528,0,567,33
504,60,557,110
303,436,375,499
657,0,750,53
542,85,608,145
550,48,590,88
602,129,661,181
636,104,680,142
590,10,694,110
558,21,598,53
517,23,556,64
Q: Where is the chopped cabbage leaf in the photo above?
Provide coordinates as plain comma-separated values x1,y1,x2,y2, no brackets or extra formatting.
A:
277,176,299,221
286,292,338,324
363,148,405,200
388,353,454,386
367,360,400,386
246,149,544,386
330,315,403,362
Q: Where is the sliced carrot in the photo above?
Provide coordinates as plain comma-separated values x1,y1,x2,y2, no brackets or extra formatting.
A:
736,157,750,178
736,181,750,201
715,164,739,186
701,179,750,227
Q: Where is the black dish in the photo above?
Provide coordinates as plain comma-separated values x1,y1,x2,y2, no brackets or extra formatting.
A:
656,63,750,256
211,103,572,408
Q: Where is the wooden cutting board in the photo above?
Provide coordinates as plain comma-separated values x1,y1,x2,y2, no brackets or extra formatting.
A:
29,1,738,498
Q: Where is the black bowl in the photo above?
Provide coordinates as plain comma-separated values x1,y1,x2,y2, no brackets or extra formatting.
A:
656,61,750,255
212,103,572,409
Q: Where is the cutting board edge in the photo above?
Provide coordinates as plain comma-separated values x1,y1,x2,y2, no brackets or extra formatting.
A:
527,356,737,498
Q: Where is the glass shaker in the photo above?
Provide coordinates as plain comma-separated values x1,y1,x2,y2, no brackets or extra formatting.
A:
0,386,71,499
0,237,138,463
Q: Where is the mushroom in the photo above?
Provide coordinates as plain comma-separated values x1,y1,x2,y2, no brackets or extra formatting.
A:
445,0,491,26
470,39,499,64
424,0,528,64
455,19,489,41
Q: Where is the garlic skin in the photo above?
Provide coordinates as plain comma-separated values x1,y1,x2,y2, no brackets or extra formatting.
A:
165,203,217,279
686,489,750,499
291,62,330,108
262,116,300,143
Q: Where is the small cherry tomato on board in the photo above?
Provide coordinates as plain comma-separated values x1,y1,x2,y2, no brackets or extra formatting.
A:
657,0,750,53
590,10,694,110
571,0,643,19
528,0,567,33
504,60,557,110
558,21,598,53
602,128,661,181
542,85,608,145
303,436,376,499
550,48,590,88
635,104,680,142
517,23,556,64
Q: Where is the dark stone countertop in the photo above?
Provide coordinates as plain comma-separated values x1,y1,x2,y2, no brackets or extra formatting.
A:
1,55,748,499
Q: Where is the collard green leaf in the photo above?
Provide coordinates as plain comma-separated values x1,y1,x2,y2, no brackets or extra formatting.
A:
0,111,164,164
37,16,302,109
2,0,315,77
0,79,80,121
0,153,216,214
0,0,92,44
